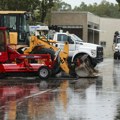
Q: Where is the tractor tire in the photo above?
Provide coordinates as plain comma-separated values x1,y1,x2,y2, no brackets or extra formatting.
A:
31,48,55,61
17,47,24,54
38,66,50,79
31,48,61,75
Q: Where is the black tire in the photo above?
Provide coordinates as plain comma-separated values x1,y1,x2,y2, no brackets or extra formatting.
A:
91,61,97,67
31,48,55,61
16,47,25,63
71,55,82,77
31,47,61,75
38,66,50,79
118,56,120,60
114,53,118,60
74,54,95,68
17,47,24,54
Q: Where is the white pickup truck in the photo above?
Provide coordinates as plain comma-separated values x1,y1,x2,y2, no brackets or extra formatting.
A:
50,32,103,67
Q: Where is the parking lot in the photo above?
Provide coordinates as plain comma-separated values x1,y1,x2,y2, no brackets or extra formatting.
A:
0,58,120,120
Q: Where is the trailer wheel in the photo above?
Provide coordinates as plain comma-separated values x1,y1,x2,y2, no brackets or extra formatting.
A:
38,66,50,79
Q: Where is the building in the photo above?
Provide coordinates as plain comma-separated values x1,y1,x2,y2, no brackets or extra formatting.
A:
51,11,120,57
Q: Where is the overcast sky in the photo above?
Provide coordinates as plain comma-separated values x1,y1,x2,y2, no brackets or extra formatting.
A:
63,0,117,8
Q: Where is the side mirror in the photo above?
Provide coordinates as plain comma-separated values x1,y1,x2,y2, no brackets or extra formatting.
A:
68,36,74,44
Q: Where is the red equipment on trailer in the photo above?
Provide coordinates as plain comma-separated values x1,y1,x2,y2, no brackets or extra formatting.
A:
0,27,55,79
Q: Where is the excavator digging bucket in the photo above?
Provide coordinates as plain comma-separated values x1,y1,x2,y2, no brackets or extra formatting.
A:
75,55,99,77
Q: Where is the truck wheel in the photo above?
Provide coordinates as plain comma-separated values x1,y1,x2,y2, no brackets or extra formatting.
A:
74,54,96,68
74,54,91,65
91,62,97,67
38,66,50,79
72,55,84,76
114,53,117,60
72,55,92,74
118,56,120,60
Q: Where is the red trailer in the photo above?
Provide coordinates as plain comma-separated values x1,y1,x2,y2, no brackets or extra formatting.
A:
0,27,55,79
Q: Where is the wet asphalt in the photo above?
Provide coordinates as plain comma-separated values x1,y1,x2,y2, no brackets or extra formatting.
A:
0,58,120,120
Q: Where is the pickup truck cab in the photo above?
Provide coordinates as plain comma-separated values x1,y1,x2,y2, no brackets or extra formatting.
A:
113,31,120,59
51,32,103,67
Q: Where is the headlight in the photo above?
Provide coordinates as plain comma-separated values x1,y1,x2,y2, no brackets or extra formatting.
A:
115,47,119,52
91,49,96,56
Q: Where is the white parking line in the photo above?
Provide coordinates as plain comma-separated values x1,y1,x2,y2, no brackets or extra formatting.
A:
24,89,51,99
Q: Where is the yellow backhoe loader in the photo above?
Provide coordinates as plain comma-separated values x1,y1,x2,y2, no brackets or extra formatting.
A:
24,35,70,75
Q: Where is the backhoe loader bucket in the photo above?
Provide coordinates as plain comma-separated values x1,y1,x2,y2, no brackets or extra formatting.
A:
75,55,99,77
58,42,70,74
53,42,70,75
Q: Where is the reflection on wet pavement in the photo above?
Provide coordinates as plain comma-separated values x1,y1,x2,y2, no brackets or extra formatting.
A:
1,58,120,120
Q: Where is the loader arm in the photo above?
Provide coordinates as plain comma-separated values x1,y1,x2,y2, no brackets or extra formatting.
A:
24,36,70,74
59,42,69,74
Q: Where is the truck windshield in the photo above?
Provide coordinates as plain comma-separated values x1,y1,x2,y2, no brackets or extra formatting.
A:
70,34,83,42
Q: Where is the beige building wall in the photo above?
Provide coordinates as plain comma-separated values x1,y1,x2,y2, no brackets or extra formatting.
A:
51,11,120,57
87,12,100,25
51,11,87,25
100,18,120,57
51,11,88,41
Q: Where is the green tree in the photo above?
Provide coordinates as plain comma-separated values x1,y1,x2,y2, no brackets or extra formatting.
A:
74,0,120,18
59,2,71,10
0,0,39,11
38,0,54,23
74,2,87,11
116,0,120,10
0,0,71,24
42,0,71,24
51,0,62,10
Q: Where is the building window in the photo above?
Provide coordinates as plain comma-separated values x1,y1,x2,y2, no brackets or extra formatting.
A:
100,41,106,47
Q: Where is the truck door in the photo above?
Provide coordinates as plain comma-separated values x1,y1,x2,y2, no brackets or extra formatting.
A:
0,30,8,63
57,34,75,55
